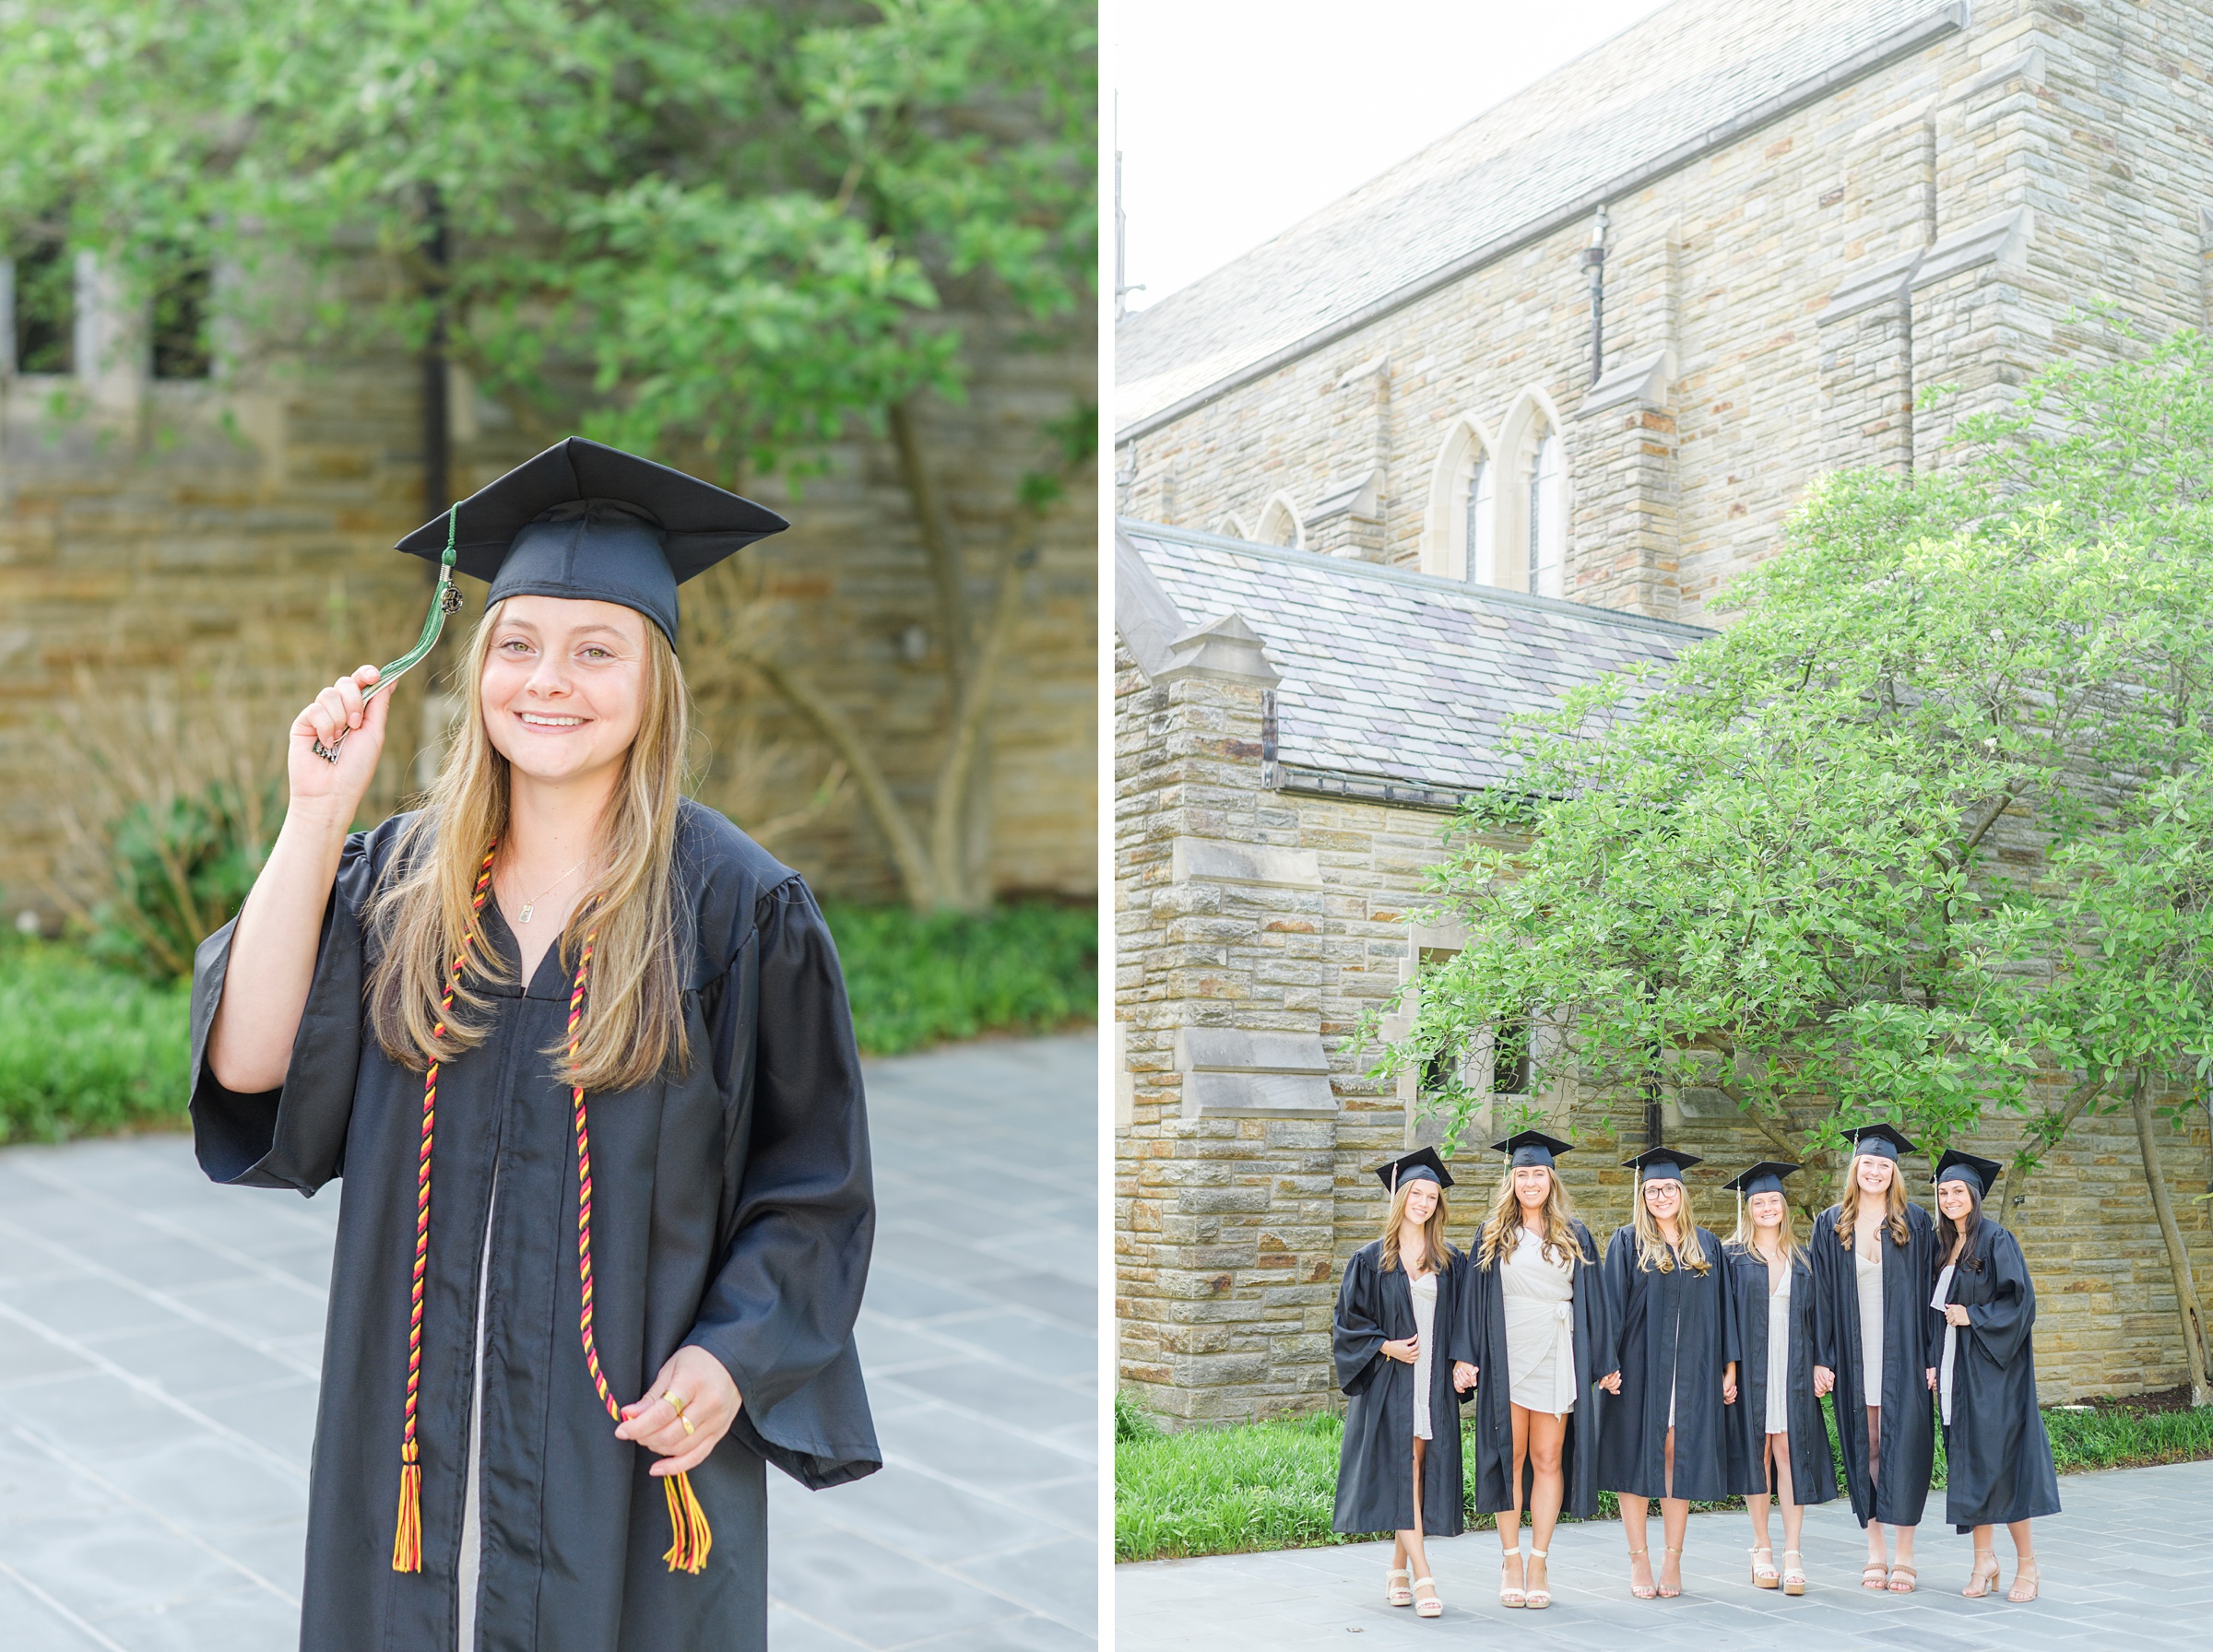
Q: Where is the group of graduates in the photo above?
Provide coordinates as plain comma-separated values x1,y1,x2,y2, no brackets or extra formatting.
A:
1331,1124,2059,1618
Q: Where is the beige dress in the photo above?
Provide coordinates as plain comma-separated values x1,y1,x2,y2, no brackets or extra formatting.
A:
1410,1270,1438,1441
1856,1248,1885,1406
1500,1227,1578,1415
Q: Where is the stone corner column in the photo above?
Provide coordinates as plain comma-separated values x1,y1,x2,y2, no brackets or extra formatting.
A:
1568,347,1678,620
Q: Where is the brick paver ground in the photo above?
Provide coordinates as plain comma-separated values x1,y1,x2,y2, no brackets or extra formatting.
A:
0,1032,1097,1651
1116,1456,2212,1650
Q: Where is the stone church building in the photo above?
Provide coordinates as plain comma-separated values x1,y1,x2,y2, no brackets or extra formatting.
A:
1116,0,2213,1421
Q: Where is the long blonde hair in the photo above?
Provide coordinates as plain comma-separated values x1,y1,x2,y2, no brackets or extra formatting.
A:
1831,1154,1912,1250
1378,1180,1453,1276
366,601,692,1092
1727,1191,1805,1265
1632,1176,1710,1273
1476,1165,1582,1271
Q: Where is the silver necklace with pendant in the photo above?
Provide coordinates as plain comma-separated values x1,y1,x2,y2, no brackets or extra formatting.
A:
513,855,592,925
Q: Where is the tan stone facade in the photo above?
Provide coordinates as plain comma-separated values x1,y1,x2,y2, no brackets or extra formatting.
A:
1115,0,2213,1421
0,302,1095,923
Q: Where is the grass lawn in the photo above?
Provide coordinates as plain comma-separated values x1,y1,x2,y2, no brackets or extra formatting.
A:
1114,1389,2213,1563
0,900,1095,1145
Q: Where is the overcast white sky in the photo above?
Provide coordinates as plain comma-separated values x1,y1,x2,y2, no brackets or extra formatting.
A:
1114,0,1676,312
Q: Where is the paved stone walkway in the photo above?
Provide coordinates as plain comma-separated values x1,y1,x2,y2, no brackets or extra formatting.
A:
1118,1457,2212,1650
0,1032,1096,1651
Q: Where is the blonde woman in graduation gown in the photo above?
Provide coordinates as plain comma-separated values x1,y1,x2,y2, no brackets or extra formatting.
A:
1331,1149,1476,1619
1593,1148,1739,1600
1454,1131,1612,1611
192,441,878,1652
1809,1122,1937,1594
1719,1162,1835,1598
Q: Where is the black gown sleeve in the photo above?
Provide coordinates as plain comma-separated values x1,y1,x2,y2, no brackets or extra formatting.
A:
1718,1231,1742,1376
687,876,880,1489
1965,1227,2036,1367
187,825,385,1194
1596,1225,1633,1380
1333,1250,1387,1397
1807,1210,1840,1372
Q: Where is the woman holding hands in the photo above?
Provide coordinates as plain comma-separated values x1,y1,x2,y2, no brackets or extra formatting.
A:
1720,1162,1835,1597
1331,1149,1476,1619
1810,1123,1937,1594
1457,1131,1612,1610
1930,1150,2059,1602
1594,1148,1736,1600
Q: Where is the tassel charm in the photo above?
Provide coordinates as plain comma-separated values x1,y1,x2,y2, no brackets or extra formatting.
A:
391,1440,424,1573
662,1469,713,1575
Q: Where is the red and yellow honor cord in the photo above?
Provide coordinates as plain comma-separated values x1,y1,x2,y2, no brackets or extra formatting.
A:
391,844,497,1573
390,852,710,1576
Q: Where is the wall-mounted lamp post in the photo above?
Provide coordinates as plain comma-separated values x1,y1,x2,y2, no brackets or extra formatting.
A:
1581,206,1609,386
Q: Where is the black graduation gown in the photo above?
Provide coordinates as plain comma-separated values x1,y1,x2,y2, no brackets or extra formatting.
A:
1935,1224,2061,1531
1331,1241,1472,1536
186,801,880,1652
1720,1244,1837,1505
1592,1225,1736,1503
1453,1220,1610,1519
1808,1202,1936,1528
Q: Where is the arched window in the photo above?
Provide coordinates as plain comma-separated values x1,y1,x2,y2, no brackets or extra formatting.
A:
1255,493,1302,550
1524,425,1565,597
1465,455,1495,586
1215,513,1252,541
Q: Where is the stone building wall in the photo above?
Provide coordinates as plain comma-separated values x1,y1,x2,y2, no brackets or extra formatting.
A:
1116,0,2213,627
1114,632,2213,1421
0,301,1095,925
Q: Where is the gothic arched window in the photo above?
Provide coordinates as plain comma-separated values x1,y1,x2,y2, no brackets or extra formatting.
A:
1524,426,1565,597
1464,455,1495,586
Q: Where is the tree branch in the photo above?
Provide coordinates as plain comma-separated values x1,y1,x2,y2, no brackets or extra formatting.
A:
740,650,938,910
1994,1072,2103,1230
888,397,970,694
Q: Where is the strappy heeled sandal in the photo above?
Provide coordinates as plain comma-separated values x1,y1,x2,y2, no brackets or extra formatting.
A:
1627,1544,1656,1599
1497,1549,1525,1608
1657,1544,1684,1598
1525,1548,1551,1610
1385,1565,1412,1607
1887,1563,1918,1594
1750,1546,1779,1588
1412,1575,1443,1618
2006,1558,2040,1602
1962,1551,2000,1598
1860,1560,1889,1590
1781,1550,1805,1596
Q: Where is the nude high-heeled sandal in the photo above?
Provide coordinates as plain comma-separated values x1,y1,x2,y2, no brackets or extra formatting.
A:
1657,1544,1684,1598
1750,1547,1779,1588
1385,1565,1412,1607
1627,1545,1656,1599
1497,1549,1525,1608
1781,1551,1805,1596
1962,1551,2000,1598
1525,1548,1551,1610
1412,1575,1443,1618
2007,1558,2040,1602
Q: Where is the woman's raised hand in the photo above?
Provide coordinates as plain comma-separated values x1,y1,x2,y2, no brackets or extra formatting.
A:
1380,1336,1419,1365
288,666,388,817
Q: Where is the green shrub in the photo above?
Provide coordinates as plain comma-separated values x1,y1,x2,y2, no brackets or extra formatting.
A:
79,780,277,982
823,901,1095,1056
0,940,192,1144
1116,1390,1160,1445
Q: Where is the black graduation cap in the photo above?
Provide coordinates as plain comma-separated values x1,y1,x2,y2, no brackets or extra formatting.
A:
1491,1129,1573,1169
1722,1161,1800,1198
1622,1146,1701,1184
1933,1149,2004,1198
1841,1121,1918,1162
396,437,789,645
1372,1147,1454,1194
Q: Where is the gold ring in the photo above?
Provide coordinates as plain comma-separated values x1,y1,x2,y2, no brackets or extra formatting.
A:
680,1415,695,1436
663,1390,687,1417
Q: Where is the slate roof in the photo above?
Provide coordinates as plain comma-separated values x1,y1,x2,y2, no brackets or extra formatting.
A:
1122,521,1712,796
1117,0,1966,436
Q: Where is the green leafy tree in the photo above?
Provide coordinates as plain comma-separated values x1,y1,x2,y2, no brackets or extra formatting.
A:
1379,324,2213,1398
0,0,1096,911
